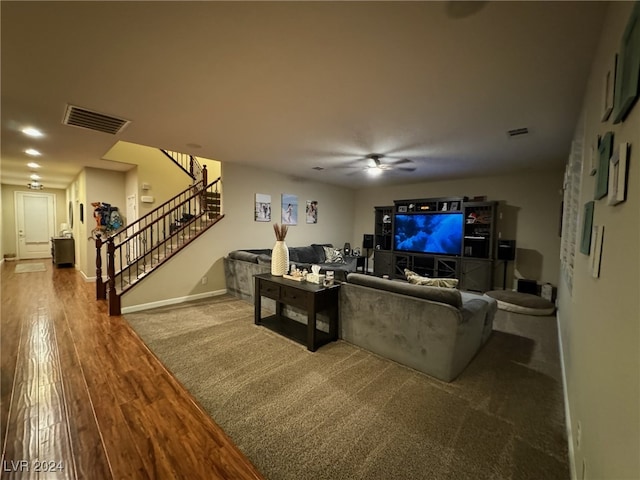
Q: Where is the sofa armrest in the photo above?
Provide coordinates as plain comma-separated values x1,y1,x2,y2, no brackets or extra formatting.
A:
459,298,489,324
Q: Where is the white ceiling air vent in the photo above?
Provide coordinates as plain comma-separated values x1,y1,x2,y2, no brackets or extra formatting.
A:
63,105,130,135
507,127,529,138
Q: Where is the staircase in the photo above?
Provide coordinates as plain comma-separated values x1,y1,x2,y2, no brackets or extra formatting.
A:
96,151,224,315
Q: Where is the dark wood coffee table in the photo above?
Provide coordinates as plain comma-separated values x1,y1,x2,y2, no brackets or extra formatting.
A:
254,273,340,351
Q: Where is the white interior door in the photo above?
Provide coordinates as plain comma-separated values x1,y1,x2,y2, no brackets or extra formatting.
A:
15,191,56,259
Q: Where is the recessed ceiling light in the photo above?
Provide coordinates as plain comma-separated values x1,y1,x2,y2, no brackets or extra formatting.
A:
30,174,41,180
25,148,41,156
22,127,44,138
27,162,41,168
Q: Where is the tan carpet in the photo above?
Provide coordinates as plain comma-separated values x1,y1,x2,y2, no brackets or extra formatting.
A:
126,295,569,480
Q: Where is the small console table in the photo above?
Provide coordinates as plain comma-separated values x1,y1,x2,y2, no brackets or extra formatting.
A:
254,273,340,352
51,237,75,267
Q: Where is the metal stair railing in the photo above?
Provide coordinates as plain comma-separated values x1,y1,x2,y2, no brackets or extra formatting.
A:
161,149,205,184
95,172,223,315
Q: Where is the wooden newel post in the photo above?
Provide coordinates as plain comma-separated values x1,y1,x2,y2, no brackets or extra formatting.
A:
106,237,120,316
190,155,195,178
95,233,106,299
202,164,208,187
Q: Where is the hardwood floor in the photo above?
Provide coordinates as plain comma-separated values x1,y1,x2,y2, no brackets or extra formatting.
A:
1,260,264,480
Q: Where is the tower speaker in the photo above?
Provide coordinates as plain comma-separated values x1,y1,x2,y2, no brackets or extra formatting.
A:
497,240,516,261
363,234,374,249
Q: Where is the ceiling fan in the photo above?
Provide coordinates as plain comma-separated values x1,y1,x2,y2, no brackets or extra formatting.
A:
335,153,417,175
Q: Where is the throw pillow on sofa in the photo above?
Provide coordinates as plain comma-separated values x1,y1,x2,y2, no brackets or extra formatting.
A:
323,246,345,263
404,268,459,289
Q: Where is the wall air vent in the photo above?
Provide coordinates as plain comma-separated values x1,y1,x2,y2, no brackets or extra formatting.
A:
507,127,529,138
63,105,130,135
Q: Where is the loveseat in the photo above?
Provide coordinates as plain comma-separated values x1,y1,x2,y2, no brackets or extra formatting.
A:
224,244,359,301
340,273,496,382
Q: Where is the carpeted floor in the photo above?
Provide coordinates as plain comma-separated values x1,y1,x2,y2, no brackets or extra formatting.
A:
125,295,569,480
15,263,46,273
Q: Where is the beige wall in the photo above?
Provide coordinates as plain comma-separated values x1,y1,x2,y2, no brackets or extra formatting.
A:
1,184,68,258
352,169,564,287
72,168,127,279
558,3,639,479
123,161,355,307
0,185,3,262
103,141,197,218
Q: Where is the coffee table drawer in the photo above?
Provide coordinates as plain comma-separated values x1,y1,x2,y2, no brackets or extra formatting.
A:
281,286,309,309
260,282,280,299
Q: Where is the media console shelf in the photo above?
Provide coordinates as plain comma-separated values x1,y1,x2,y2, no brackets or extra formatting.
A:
372,197,498,292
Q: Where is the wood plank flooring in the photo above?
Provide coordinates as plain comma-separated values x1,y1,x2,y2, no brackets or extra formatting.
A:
1,260,264,480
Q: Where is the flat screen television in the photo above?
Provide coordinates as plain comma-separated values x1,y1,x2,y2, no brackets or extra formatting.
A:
394,212,464,256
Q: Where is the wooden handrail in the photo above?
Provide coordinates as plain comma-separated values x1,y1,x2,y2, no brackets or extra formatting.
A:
115,175,220,239
160,149,194,178
108,179,204,240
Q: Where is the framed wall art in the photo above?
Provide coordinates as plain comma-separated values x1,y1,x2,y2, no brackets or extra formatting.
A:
580,201,595,255
590,225,604,278
594,132,613,200
612,2,640,124
588,139,598,176
281,193,298,225
306,200,318,224
601,54,617,122
255,193,271,222
607,142,629,206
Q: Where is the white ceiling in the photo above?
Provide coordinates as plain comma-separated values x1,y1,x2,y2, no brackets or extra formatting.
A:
1,1,607,190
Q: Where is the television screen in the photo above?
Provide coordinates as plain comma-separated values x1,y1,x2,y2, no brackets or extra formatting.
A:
394,212,464,256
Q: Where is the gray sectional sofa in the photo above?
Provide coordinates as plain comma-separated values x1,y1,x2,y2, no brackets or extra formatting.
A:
340,274,496,382
223,244,359,301
224,250,496,382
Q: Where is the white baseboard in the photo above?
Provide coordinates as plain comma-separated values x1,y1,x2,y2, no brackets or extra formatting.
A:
556,310,576,480
80,269,106,283
121,289,227,314
81,270,96,282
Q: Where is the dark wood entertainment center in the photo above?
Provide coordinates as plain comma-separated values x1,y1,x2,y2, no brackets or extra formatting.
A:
373,197,497,292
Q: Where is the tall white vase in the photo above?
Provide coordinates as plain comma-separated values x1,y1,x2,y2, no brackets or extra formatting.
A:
271,240,289,276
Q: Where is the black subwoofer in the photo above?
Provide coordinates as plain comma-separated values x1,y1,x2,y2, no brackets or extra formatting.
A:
497,240,516,261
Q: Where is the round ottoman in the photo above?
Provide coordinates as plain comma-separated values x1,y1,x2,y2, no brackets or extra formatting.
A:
484,290,555,316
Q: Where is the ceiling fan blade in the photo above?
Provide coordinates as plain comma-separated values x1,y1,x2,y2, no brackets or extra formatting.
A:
397,167,417,172
391,158,413,166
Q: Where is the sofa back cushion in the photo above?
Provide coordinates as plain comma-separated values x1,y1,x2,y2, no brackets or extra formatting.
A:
312,244,331,262
346,273,462,308
228,250,270,263
289,245,322,264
